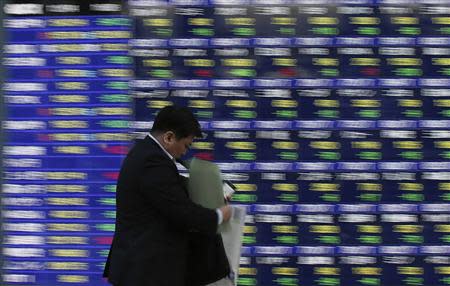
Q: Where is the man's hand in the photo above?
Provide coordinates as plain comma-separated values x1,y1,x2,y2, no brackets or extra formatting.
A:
219,205,232,222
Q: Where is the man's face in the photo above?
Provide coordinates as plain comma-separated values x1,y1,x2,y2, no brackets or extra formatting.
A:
164,133,194,159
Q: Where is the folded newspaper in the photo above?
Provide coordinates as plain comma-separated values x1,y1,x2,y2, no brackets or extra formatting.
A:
187,158,246,286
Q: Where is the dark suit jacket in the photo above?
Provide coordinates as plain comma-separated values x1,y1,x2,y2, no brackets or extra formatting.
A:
104,136,229,286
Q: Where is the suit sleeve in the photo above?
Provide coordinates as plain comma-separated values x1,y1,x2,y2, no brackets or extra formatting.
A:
139,157,218,235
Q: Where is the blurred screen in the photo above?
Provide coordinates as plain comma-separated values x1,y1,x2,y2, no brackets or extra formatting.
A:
2,1,130,285
3,0,450,285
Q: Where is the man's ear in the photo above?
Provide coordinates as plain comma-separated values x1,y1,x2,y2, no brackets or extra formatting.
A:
162,131,175,144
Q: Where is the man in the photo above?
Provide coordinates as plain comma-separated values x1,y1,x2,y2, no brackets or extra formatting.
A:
104,106,232,286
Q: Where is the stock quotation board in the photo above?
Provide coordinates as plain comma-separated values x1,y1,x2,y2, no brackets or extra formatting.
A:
2,0,450,285
129,0,450,286
2,1,131,285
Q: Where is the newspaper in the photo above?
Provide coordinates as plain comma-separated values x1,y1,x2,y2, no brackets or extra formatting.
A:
214,206,246,286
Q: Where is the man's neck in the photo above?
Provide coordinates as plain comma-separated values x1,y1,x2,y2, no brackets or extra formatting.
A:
150,131,163,145
148,132,174,161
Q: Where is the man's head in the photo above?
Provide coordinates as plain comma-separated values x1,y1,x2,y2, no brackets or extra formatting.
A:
150,105,202,159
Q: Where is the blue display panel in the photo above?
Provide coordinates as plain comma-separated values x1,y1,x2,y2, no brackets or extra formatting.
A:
129,0,450,286
2,1,129,285
3,0,450,285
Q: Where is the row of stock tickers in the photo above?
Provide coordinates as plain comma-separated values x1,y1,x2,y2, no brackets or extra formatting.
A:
2,0,450,285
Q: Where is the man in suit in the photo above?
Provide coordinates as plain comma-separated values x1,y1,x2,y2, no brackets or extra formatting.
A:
104,106,232,286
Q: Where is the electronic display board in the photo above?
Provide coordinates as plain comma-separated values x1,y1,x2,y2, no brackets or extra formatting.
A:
2,0,450,285
129,0,450,286
2,1,130,285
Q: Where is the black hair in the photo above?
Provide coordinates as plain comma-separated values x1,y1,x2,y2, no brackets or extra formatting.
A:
151,105,202,139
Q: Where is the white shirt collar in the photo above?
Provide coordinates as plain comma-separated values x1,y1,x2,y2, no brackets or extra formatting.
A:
148,133,175,162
